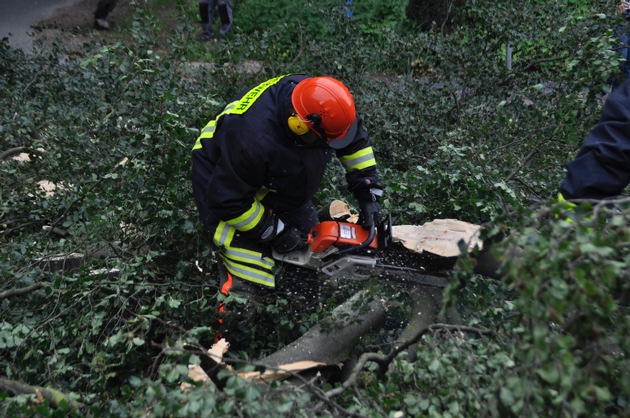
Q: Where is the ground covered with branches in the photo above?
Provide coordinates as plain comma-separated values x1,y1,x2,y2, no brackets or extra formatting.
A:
1,0,629,416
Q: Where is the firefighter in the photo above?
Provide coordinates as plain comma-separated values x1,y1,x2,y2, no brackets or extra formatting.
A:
191,74,384,300
559,78,630,200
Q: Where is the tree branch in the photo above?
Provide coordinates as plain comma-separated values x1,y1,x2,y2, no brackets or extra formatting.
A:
325,323,493,398
520,54,569,72
0,283,44,301
0,377,85,411
0,147,45,161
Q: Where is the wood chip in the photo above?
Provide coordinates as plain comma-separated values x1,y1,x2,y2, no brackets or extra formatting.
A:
187,364,210,383
208,338,229,363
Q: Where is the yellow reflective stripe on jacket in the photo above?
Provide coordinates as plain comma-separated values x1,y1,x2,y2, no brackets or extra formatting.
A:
225,199,264,232
232,75,287,114
255,186,273,201
339,147,376,172
192,101,239,150
192,75,288,151
221,256,276,287
226,200,265,232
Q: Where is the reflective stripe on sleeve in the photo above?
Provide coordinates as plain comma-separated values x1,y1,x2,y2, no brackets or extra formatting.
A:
339,147,376,172
255,186,274,201
213,221,236,247
226,200,264,232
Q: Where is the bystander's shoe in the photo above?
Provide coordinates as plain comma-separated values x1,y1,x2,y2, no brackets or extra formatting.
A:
94,18,110,30
220,23,232,36
198,33,214,42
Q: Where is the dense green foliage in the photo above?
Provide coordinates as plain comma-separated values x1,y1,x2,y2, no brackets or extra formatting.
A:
1,0,629,416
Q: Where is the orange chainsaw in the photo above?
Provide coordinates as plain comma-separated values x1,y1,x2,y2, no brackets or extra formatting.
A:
272,214,450,287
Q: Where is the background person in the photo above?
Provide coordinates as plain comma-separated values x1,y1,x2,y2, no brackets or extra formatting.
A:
198,0,233,41
560,79,630,200
612,1,630,86
94,0,118,30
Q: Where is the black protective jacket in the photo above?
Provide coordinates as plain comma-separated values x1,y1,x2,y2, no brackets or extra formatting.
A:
191,74,379,236
560,80,630,199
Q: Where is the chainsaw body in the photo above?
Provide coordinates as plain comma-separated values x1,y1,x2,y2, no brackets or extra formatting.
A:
272,215,449,287
273,220,381,280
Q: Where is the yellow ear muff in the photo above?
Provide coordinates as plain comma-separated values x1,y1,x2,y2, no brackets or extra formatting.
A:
288,114,310,135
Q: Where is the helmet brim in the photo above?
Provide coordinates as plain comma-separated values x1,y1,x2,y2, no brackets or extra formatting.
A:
327,118,358,149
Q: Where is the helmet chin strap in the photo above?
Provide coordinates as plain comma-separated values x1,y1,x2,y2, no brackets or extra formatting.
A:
307,113,329,146
294,131,328,148
313,128,329,147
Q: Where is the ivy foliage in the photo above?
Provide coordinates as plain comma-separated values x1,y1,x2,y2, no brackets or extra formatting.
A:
1,0,629,416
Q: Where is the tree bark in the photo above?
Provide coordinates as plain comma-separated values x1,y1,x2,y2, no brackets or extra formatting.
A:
395,285,462,362
257,289,387,367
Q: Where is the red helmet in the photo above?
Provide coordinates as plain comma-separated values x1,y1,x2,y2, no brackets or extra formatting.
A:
291,77,357,141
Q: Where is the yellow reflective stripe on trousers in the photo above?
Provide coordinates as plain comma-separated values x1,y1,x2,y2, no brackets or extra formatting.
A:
221,255,276,288
214,221,277,287
213,222,274,270
556,193,577,223
223,246,275,270
339,147,376,171
226,199,264,232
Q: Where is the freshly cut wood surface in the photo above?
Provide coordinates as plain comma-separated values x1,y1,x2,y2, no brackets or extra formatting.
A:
323,199,359,223
392,219,483,257
328,199,352,219
237,360,329,383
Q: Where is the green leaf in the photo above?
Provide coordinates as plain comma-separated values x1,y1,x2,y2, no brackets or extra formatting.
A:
500,387,514,406
536,365,559,384
428,358,440,372
168,298,182,308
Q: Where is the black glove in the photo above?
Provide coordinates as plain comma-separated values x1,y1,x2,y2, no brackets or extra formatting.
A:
256,210,283,243
271,226,308,254
355,187,384,230
358,199,383,230
254,210,307,253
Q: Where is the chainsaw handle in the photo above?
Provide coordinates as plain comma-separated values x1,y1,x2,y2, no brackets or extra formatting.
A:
324,222,376,260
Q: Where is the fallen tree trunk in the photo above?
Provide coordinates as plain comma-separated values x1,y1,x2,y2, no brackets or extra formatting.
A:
189,290,389,385
394,284,462,362
257,289,387,367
